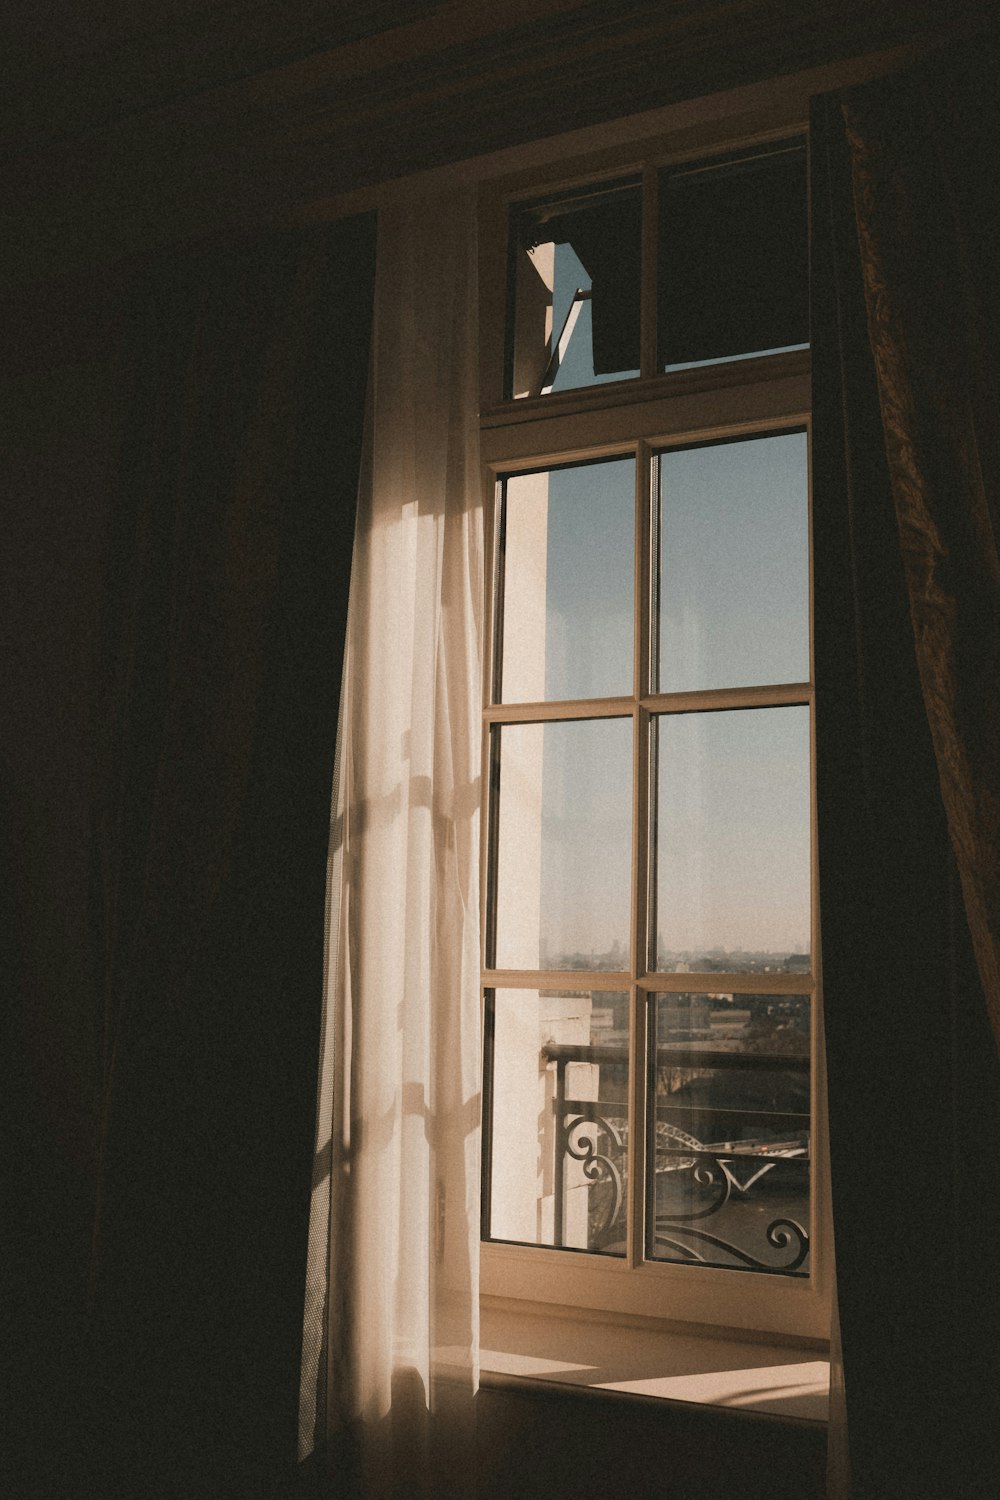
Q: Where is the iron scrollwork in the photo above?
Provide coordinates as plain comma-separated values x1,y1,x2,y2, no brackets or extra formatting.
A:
651,1149,809,1272
546,1042,810,1274
553,1105,809,1273
562,1108,625,1250
651,1120,809,1272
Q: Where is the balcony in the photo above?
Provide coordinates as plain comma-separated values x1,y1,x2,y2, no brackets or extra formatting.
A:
544,1041,810,1275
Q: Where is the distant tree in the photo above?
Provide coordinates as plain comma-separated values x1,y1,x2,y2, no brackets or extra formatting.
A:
744,1001,808,1055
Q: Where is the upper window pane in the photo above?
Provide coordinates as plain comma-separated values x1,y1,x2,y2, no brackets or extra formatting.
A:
654,706,811,972
508,180,641,399
657,432,809,693
658,142,808,371
492,718,632,971
498,458,634,703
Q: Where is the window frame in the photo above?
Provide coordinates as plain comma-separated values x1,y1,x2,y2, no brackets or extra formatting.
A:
477,108,831,1346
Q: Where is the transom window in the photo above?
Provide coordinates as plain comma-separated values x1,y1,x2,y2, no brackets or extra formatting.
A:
479,122,827,1341
505,139,807,399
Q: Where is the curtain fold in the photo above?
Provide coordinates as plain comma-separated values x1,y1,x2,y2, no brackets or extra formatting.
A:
301,181,483,1499
811,35,1000,1500
90,217,375,1497
842,44,1000,1050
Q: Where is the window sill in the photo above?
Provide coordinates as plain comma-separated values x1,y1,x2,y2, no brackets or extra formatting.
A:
479,1300,829,1423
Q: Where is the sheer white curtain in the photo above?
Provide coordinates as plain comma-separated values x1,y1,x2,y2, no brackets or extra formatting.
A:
300,177,484,1496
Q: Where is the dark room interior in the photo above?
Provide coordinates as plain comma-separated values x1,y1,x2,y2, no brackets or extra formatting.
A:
4,5,999,1498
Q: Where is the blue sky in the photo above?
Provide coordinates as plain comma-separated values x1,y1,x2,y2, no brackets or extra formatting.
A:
499,324,810,966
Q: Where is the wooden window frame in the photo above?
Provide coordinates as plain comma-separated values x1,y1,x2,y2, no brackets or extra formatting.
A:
478,108,830,1346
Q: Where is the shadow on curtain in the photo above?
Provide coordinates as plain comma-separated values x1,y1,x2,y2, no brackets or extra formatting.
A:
811,31,1000,1500
87,218,375,1498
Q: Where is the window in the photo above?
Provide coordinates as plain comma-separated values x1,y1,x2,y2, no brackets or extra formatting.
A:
478,122,828,1342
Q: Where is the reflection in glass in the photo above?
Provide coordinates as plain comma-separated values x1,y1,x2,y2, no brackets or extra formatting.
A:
658,433,809,693
500,459,634,703
654,707,810,970
647,992,810,1274
492,718,632,971
508,180,641,398
487,988,629,1253
658,142,808,371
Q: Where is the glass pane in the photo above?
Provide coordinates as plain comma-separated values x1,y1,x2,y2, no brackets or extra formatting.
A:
493,718,632,971
508,180,641,398
647,993,810,1275
658,142,807,371
487,988,629,1254
654,707,810,971
499,459,634,703
657,432,809,693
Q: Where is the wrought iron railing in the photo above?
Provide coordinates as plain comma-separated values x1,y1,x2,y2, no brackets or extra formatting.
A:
543,1042,810,1275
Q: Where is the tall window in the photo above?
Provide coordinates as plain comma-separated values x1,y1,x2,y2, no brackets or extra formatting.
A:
479,131,827,1340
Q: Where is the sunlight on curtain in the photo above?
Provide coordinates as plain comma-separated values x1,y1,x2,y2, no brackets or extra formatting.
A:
300,179,483,1496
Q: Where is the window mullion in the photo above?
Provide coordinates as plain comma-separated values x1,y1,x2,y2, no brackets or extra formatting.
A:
483,696,634,725
488,474,506,706
627,443,652,1268
483,725,501,971
641,682,813,715
628,703,649,1267
482,969,631,990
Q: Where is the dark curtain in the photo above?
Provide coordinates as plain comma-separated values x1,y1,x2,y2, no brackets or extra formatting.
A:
3,267,129,1500
4,217,375,1498
811,34,1000,1500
